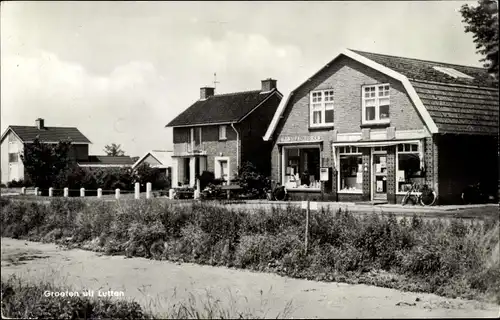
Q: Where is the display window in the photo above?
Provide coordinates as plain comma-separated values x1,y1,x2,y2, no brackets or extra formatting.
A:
397,143,425,192
283,147,321,189
338,146,363,193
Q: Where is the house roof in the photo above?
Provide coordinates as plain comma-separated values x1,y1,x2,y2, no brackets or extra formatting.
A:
351,50,497,88
264,48,498,140
132,150,173,169
78,155,135,167
2,125,91,144
166,89,282,127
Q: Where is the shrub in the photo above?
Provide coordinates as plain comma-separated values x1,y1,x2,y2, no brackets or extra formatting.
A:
6,178,32,188
2,199,499,303
233,161,271,199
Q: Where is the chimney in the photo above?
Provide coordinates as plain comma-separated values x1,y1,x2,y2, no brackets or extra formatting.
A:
261,78,277,92
200,87,215,100
35,118,45,130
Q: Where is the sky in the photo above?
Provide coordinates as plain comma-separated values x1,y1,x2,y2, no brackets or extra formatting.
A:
1,1,483,157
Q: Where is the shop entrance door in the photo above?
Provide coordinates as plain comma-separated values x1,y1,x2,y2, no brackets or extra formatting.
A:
372,149,388,201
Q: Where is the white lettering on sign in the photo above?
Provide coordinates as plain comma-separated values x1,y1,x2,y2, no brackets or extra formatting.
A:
279,135,322,143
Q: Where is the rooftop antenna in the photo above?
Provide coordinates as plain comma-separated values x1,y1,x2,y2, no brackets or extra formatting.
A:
213,72,220,94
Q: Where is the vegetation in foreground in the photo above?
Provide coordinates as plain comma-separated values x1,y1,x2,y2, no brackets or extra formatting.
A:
1,276,289,319
1,198,499,304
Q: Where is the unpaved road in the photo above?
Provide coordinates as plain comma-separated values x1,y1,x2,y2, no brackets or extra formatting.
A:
1,238,499,319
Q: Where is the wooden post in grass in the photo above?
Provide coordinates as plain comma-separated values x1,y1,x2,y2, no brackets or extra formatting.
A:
21,187,26,195
34,187,39,196
97,188,102,198
305,200,310,255
115,188,120,200
146,182,152,199
64,187,69,197
48,187,53,197
80,188,85,197
135,182,140,200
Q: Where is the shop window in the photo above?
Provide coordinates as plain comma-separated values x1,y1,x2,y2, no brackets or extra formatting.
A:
397,143,425,192
338,147,363,193
362,84,390,125
284,147,321,189
310,90,334,128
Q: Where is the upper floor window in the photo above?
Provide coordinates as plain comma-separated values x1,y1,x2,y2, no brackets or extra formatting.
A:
362,84,390,125
8,153,19,163
310,90,334,128
219,125,227,140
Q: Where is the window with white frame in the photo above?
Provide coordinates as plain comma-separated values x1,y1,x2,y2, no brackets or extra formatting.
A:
396,143,425,192
310,90,334,127
338,146,363,193
363,84,390,124
219,125,227,140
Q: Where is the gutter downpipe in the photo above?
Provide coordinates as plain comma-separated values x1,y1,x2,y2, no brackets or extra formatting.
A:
231,123,240,180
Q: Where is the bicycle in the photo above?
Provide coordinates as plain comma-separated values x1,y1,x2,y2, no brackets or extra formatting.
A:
266,184,288,201
401,183,437,206
461,182,492,204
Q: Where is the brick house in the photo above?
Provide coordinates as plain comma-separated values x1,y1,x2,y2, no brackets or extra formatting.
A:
1,118,134,184
263,49,498,204
166,79,283,188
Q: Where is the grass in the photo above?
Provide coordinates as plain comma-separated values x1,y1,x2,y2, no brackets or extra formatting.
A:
1,197,499,305
1,275,293,319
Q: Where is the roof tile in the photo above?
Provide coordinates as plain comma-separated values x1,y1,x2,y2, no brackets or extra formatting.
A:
166,89,279,127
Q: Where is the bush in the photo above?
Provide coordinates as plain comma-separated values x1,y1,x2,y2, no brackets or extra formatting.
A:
1,199,499,303
233,161,271,199
6,178,33,188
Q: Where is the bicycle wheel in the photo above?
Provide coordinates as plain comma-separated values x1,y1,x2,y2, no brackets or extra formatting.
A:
420,191,437,206
273,187,286,201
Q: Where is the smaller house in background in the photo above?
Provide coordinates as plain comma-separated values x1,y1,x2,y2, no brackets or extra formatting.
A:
1,118,91,184
132,150,173,177
78,155,135,168
1,118,135,185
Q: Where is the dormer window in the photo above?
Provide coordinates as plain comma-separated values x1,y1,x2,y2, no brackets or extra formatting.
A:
362,84,390,125
309,89,334,128
432,66,474,79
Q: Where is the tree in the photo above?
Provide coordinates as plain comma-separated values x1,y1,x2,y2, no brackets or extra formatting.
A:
460,0,499,80
20,138,72,192
103,143,125,156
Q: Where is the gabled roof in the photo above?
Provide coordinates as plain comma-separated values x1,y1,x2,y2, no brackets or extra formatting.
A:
264,48,498,140
351,50,496,88
132,150,173,169
166,88,282,127
78,155,134,167
1,125,91,144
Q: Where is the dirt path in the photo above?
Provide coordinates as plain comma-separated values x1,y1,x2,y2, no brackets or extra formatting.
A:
1,238,498,319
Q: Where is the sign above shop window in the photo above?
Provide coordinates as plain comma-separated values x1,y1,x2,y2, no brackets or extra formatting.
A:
279,135,322,144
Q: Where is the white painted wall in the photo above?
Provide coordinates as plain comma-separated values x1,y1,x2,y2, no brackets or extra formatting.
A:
1,131,25,184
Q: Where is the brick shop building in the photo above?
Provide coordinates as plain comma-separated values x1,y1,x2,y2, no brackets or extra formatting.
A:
263,49,498,204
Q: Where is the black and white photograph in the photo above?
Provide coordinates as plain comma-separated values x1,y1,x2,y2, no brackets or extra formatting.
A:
1,0,499,318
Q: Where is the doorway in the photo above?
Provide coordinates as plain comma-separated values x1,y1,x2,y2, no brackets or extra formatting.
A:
372,148,388,201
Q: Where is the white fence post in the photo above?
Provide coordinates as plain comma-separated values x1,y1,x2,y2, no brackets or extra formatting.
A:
115,188,120,199
21,187,26,195
194,178,201,200
135,182,140,200
146,182,152,199
169,189,175,200
97,188,102,198
48,187,53,197
80,188,85,197
34,187,39,196
64,187,69,197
